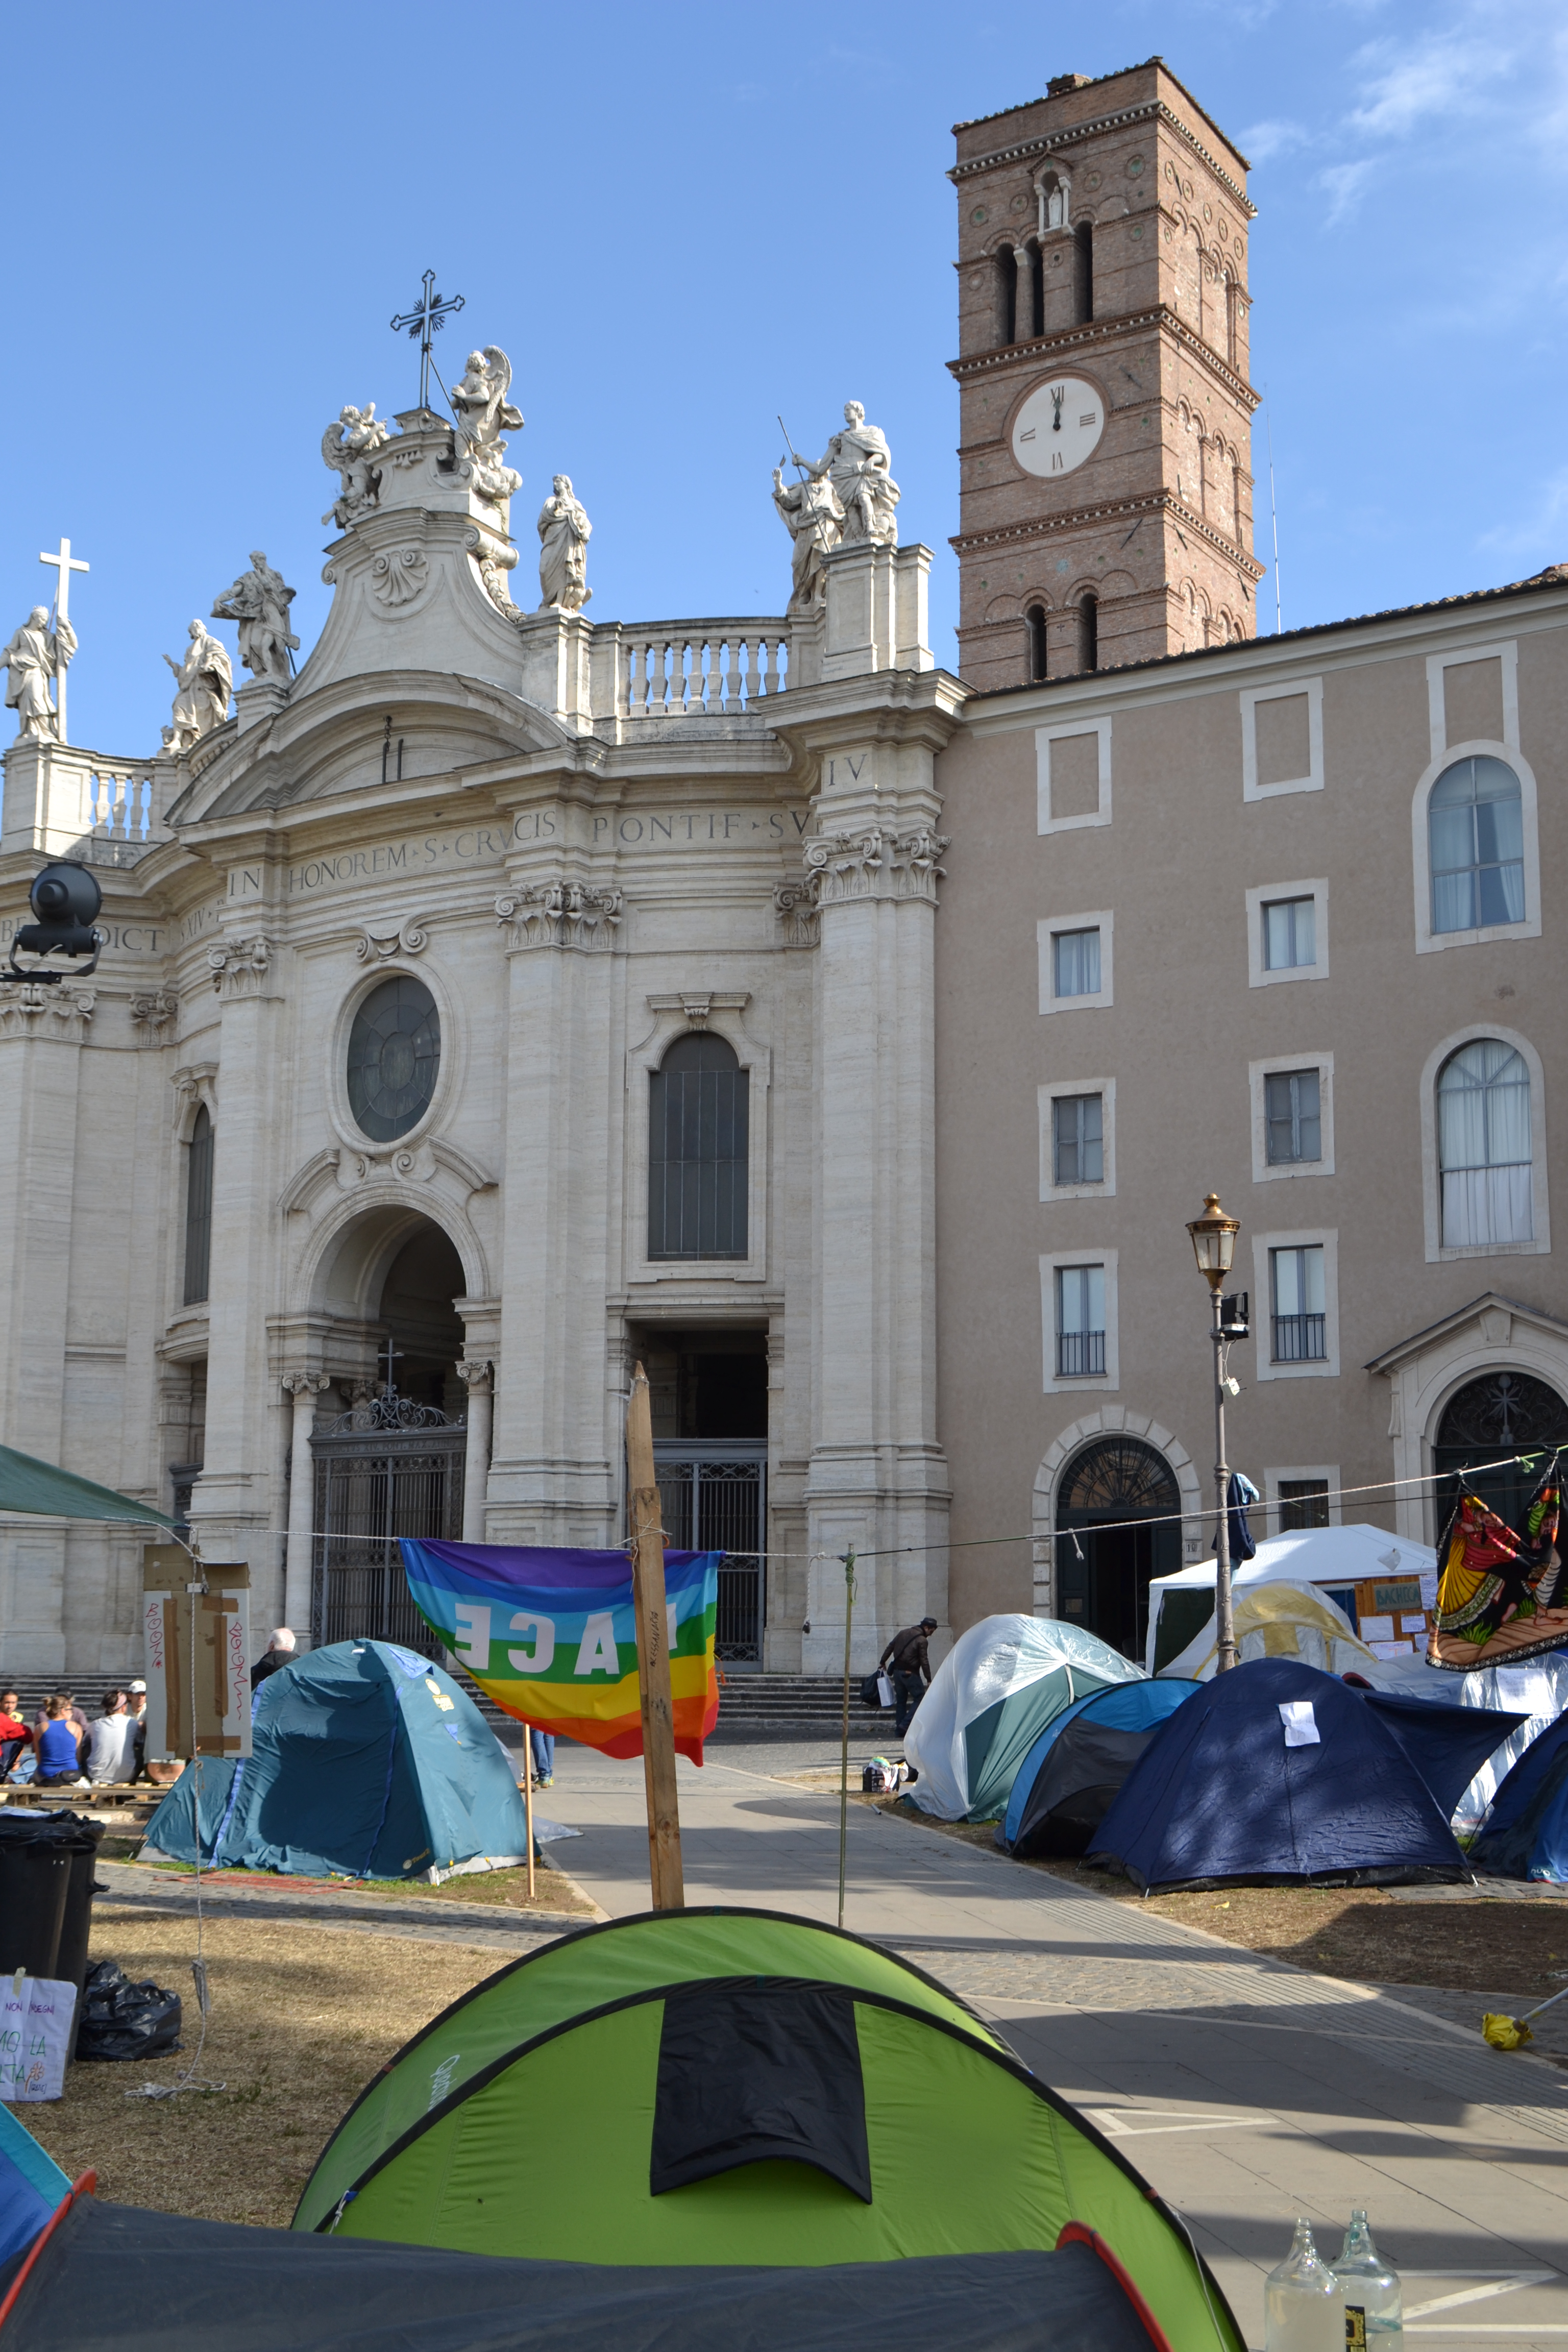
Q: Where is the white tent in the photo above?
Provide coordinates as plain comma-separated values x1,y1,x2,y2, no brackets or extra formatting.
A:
903,1613,1143,1821
1146,1523,1438,1674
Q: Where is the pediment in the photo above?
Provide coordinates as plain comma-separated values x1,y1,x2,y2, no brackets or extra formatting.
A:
1365,1291,1568,1375
168,669,570,824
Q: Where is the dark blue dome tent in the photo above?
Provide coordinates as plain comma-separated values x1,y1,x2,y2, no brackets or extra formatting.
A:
999,1681,1200,1858
1470,1712,1568,1881
142,1641,529,1881
1087,1659,1521,1895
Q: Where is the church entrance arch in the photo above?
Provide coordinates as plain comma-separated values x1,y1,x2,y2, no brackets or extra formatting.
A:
1055,1436,1181,1662
1433,1370,1568,1536
309,1215,470,1659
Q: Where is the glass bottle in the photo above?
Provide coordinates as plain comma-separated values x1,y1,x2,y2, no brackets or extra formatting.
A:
1264,2217,1343,2352
1333,2209,1403,2342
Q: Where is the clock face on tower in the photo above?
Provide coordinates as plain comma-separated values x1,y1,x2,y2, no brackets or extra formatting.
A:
1012,377,1105,478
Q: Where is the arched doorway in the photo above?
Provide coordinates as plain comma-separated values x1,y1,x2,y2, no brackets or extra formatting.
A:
1055,1436,1180,1661
309,1214,470,1656
1434,1371,1568,1534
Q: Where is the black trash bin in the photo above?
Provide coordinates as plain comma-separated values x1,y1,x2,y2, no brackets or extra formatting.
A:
0,1809,107,2060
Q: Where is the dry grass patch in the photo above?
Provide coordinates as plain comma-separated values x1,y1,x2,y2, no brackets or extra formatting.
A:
126,1858,595,1914
24,1910,509,2228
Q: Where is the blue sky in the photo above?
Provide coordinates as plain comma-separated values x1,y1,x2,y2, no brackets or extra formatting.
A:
6,0,1565,752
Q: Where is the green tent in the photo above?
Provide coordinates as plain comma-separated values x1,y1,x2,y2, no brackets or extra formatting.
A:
293,1907,1241,2351
0,1441,173,1526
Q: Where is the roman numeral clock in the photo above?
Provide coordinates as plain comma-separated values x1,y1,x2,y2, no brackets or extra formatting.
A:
1012,379,1105,476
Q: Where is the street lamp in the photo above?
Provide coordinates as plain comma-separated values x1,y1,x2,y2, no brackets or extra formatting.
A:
1187,1191,1241,1673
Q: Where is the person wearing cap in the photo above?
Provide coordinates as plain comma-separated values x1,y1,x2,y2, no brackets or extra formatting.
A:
125,1679,148,1779
879,1616,939,1736
250,1627,298,1690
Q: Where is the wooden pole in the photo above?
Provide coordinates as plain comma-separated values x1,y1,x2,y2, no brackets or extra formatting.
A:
838,1548,855,1931
627,1363,684,1909
522,1722,535,1900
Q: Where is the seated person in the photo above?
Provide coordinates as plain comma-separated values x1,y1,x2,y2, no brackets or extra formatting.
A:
32,1690,87,1746
0,1687,32,1778
83,1690,137,1784
36,1698,86,1787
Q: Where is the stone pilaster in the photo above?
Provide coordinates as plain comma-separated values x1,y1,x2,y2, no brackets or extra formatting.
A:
454,1360,494,1541
280,1374,329,1635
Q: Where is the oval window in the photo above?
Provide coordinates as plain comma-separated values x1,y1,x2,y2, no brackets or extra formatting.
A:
346,975,440,1141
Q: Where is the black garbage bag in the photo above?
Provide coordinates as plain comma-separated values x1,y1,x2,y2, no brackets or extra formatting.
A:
858,1673,884,1708
76,1959,182,2062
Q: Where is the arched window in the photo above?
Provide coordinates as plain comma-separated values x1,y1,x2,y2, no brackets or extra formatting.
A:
1073,222,1093,323
1429,755,1525,934
1437,1040,1532,1246
1025,239,1044,339
1076,595,1098,673
649,1033,749,1260
1025,604,1047,683
183,1104,213,1306
1056,1436,1180,1660
347,975,440,1142
994,247,1017,347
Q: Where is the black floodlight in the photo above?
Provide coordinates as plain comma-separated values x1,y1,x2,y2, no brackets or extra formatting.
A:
1219,1290,1250,1339
7,861,104,983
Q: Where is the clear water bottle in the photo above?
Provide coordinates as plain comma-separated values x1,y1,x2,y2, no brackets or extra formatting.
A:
1265,2217,1342,2351
1333,2210,1403,2342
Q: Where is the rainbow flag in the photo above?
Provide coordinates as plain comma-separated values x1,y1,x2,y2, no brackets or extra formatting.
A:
399,1540,720,1763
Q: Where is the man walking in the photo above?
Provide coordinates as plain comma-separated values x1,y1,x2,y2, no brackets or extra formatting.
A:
250,1627,298,1690
880,1616,938,1737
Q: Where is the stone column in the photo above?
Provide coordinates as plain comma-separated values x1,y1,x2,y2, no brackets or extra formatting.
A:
281,1374,329,1636
455,1360,494,1542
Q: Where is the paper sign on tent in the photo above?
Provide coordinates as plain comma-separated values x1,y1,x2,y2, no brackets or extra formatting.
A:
1278,1701,1320,1747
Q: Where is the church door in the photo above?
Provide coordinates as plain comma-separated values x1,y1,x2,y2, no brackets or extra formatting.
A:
1055,1437,1181,1662
310,1396,465,1660
1433,1371,1568,1536
653,1441,766,1661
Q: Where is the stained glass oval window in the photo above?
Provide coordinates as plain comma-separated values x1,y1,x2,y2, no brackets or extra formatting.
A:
347,976,440,1142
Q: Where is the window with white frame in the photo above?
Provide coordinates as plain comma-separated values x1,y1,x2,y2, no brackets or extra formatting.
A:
1278,1478,1331,1530
1055,1263,1106,1378
1263,896,1315,971
1241,677,1324,801
1437,1039,1532,1247
1038,911,1114,1013
1054,1093,1103,1186
1265,1068,1320,1166
1246,880,1328,989
1428,756,1526,935
1269,1243,1327,1362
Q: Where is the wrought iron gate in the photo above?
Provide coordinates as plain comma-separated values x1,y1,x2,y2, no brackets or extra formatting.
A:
652,1441,766,1662
309,1399,464,1660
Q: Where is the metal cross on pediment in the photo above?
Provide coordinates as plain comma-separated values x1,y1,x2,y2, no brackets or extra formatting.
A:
378,1337,405,1397
390,272,465,413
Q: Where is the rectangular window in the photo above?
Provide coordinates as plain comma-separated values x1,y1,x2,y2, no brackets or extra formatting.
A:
1279,1479,1331,1531
1053,927,1101,998
1262,897,1315,971
1270,1244,1327,1361
1264,1069,1321,1165
1052,1094,1104,1186
1055,1263,1106,1377
183,1113,213,1307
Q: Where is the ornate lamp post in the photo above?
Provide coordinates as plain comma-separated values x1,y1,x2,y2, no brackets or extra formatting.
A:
1187,1191,1242,1673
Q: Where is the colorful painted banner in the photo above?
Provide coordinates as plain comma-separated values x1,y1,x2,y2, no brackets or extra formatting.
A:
400,1540,721,1762
1429,1462,1566,1669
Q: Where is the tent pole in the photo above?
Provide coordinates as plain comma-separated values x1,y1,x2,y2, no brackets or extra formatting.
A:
627,1363,684,1909
838,1547,855,1930
522,1721,535,1899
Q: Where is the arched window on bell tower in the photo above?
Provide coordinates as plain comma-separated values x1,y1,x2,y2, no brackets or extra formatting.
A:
1076,596,1098,673
1073,222,1093,324
1025,605,1047,683
994,246,1018,347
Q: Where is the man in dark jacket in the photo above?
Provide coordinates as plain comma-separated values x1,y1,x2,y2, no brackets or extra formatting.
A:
250,1627,298,1690
880,1617,938,1736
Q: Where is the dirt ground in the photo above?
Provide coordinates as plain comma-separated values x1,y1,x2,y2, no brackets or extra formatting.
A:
877,1804,1568,1998
122,1856,595,1914
24,1910,506,2229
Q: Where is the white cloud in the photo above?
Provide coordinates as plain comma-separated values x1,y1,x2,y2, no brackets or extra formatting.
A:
1317,158,1376,223
1239,117,1311,162
1345,28,1507,137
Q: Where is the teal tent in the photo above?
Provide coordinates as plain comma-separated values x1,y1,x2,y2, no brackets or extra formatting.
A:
905,1616,1146,1821
144,1641,529,1881
0,1442,173,1526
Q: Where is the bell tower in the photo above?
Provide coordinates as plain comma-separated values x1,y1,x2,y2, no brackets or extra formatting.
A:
949,60,1264,690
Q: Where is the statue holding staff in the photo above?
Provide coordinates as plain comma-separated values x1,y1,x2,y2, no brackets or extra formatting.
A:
212,552,299,684
3,605,75,741
790,401,900,548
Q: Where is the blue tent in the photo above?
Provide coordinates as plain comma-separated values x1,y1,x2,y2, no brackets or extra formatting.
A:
144,1642,529,1881
999,1680,1200,1857
0,2099,69,2269
1470,1713,1568,1881
1087,1658,1522,1895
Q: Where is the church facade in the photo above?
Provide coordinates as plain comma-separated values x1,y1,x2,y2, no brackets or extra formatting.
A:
2,58,1565,1685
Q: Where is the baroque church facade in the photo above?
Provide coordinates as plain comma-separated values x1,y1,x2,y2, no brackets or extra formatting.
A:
4,58,1566,1683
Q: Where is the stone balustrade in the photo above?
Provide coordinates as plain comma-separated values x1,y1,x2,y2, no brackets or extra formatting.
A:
618,621,793,720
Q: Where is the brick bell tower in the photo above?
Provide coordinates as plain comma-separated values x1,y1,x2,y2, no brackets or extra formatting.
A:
950,61,1264,690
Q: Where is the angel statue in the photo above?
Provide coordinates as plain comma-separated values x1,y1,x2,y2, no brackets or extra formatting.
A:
537,476,592,612
3,604,75,741
211,552,299,684
450,346,524,505
321,403,393,530
162,619,233,753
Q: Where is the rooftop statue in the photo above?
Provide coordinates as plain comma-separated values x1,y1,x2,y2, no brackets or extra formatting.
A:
772,463,844,611
450,347,523,507
163,620,233,753
322,403,393,530
212,552,299,685
537,476,592,612
3,604,75,742
794,401,900,549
